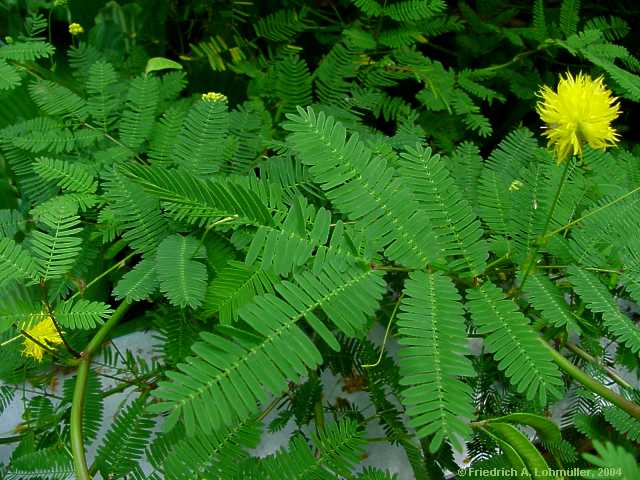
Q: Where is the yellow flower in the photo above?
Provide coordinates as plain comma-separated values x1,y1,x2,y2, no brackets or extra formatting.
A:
22,315,63,362
536,72,621,164
68,23,84,36
201,92,227,103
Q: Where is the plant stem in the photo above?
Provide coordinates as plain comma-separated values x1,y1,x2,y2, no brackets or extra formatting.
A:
564,342,633,390
69,253,135,301
70,301,131,480
519,160,572,291
541,339,640,419
49,312,81,358
543,185,640,240
71,359,91,480
362,293,404,368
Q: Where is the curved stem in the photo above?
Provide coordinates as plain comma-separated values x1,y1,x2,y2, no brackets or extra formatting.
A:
541,339,640,420
70,301,131,480
361,293,404,369
71,360,91,480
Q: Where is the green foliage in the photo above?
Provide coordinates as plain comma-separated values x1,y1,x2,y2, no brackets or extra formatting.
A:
93,397,155,477
466,281,563,404
398,271,474,452
54,298,113,329
156,234,208,309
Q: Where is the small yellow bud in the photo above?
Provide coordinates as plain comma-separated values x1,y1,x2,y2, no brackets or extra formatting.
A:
201,92,227,103
68,23,84,36
509,180,524,192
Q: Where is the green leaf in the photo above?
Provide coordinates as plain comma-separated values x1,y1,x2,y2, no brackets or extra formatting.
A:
0,237,38,287
113,258,158,302
486,422,550,479
466,281,563,404
33,157,97,193
398,271,475,452
0,59,21,91
584,441,640,479
172,98,229,175
156,235,208,309
523,272,580,333
54,299,113,329
28,198,83,282
202,260,278,324
485,413,562,443
398,144,488,277
94,396,155,477
150,263,384,435
284,106,440,268
145,56,183,75
568,265,640,354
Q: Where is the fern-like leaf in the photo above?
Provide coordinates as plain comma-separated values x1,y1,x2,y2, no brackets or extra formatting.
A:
398,271,475,452
0,40,54,61
523,272,580,332
466,281,563,404
202,260,278,324
113,258,159,301
399,144,488,277
28,198,83,281
86,59,119,128
172,98,228,175
568,265,640,354
162,419,262,479
122,163,273,228
256,419,366,478
284,107,440,268
275,55,313,113
384,0,446,21
28,79,87,119
0,237,38,286
583,441,639,478
54,298,113,329
119,75,160,149
6,447,73,480
103,170,169,256
33,157,97,193
93,396,155,477
254,9,309,42
0,60,21,90
150,263,384,435
156,234,208,309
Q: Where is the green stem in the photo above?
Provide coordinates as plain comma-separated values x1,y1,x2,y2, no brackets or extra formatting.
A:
361,293,404,368
543,184,640,240
85,301,132,356
541,339,640,419
69,253,135,301
70,301,131,480
519,159,572,291
71,360,91,480
564,342,633,390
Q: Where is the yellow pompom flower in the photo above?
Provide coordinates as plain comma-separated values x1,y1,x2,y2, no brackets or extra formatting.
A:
22,315,64,362
201,91,227,103
68,23,84,36
536,72,621,164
